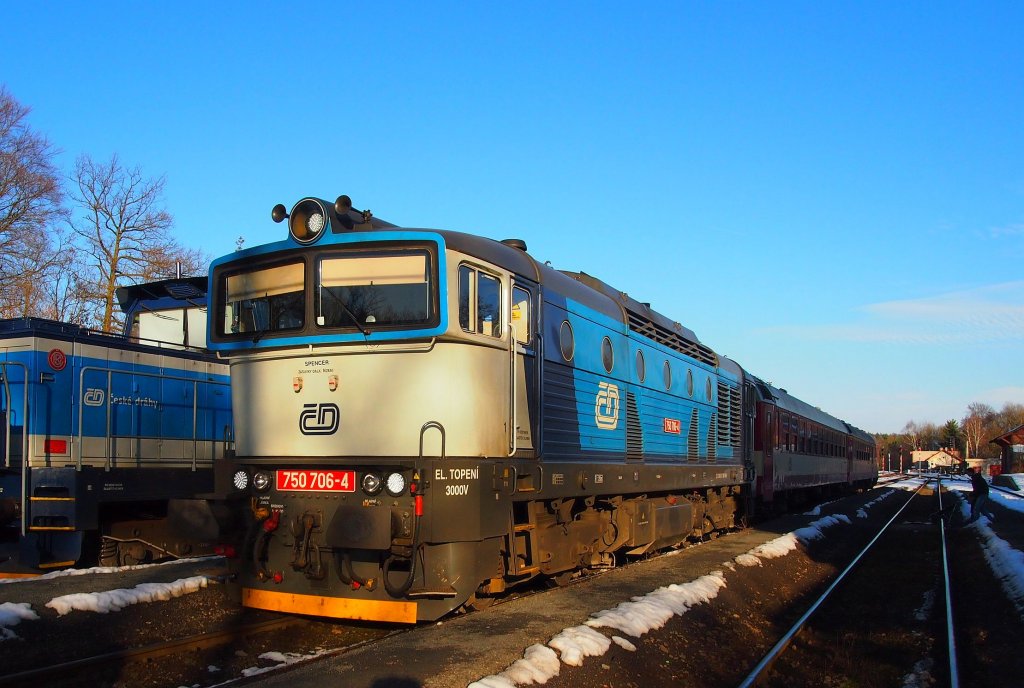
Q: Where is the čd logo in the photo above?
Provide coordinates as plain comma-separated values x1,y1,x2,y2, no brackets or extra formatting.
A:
299,403,340,435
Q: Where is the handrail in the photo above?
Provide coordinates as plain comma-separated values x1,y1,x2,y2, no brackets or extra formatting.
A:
419,421,446,459
508,322,518,457
0,362,29,535
76,365,231,471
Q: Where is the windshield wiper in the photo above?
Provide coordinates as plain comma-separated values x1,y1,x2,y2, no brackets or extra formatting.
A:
322,290,371,336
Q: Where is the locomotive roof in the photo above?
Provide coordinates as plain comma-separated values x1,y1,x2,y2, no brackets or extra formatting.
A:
419,226,716,363
0,317,217,361
115,276,208,312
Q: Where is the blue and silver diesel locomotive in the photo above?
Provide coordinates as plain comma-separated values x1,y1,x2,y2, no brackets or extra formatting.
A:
0,278,233,575
212,196,875,622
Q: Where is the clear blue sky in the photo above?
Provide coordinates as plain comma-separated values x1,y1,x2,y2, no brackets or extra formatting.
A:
4,1,1022,433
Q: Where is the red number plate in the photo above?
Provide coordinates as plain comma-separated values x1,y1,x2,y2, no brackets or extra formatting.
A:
276,469,356,492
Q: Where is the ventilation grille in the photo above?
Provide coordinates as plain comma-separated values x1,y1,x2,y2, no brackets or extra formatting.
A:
707,412,717,460
626,312,717,366
687,408,699,459
626,392,643,461
717,381,743,449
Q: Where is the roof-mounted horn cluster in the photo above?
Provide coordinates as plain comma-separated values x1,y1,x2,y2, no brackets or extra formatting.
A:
271,195,375,244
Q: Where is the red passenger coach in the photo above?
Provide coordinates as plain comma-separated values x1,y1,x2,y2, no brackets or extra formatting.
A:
749,376,875,509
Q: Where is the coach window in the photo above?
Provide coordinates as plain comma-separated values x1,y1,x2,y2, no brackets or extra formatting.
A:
459,265,502,338
601,337,614,372
705,378,712,402
636,350,646,382
663,361,672,390
686,369,694,397
511,286,530,344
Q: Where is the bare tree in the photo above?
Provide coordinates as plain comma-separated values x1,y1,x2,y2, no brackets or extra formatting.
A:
0,87,66,316
70,154,206,331
962,402,995,461
902,421,920,451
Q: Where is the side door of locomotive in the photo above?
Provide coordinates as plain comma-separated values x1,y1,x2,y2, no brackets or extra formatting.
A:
760,401,775,501
509,278,539,456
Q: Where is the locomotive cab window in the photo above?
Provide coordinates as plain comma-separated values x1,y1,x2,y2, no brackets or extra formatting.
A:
222,261,305,336
511,286,531,344
318,250,432,329
459,265,502,338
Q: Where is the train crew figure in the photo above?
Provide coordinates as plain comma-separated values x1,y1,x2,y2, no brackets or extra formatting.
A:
966,467,994,523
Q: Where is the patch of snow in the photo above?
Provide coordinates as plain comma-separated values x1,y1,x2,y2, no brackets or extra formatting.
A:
611,635,636,651
45,576,208,615
914,588,936,622
239,649,328,678
793,513,851,543
0,556,223,585
901,657,937,687
467,676,517,688
0,602,38,641
972,516,1024,614
587,571,727,638
548,625,611,666
486,644,560,686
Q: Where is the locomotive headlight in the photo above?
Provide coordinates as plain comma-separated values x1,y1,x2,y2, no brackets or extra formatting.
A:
362,473,383,496
289,198,329,244
232,470,249,491
253,471,271,492
385,472,406,497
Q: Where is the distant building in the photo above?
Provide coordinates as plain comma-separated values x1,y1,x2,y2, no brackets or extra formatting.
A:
910,449,961,471
990,424,1024,474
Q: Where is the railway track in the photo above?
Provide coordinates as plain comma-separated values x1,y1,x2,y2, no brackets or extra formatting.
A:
736,478,963,687
0,616,317,688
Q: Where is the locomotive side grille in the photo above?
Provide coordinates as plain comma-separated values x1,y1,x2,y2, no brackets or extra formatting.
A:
626,313,717,367
707,412,717,460
687,408,699,459
717,381,743,449
626,392,643,461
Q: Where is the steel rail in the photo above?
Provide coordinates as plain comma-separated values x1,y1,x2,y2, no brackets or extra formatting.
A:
736,480,931,688
937,477,960,687
0,616,307,687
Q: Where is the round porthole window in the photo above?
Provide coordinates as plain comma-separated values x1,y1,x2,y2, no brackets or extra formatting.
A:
705,378,713,402
663,361,671,390
686,369,694,397
636,350,646,382
559,321,575,362
601,337,614,372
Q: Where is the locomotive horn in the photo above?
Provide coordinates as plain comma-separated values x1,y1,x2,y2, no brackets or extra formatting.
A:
334,195,354,230
271,204,289,223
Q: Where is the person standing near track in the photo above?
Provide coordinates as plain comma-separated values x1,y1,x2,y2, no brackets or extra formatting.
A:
967,467,994,523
